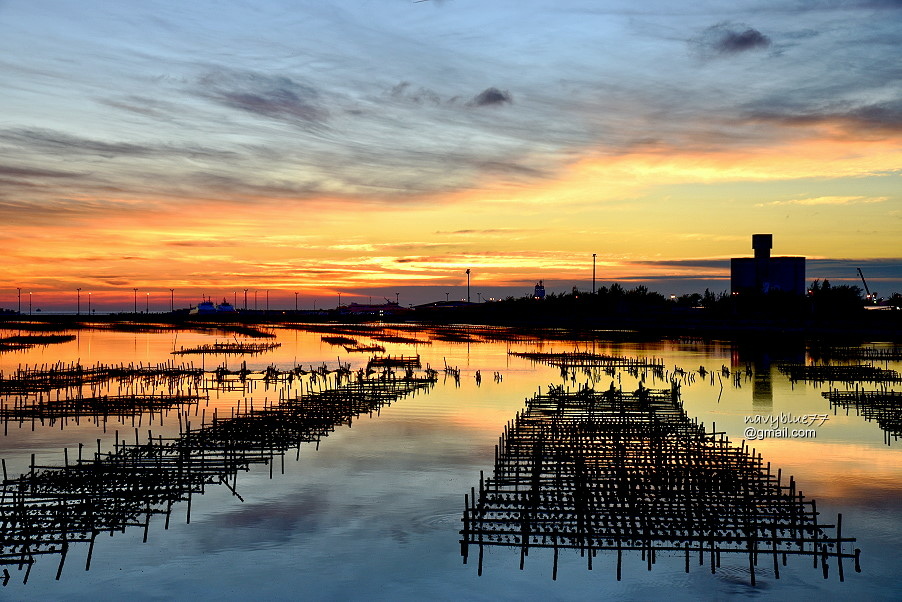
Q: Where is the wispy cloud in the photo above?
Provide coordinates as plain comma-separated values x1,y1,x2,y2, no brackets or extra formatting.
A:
745,100,902,136
0,128,162,158
758,196,888,207
436,228,534,236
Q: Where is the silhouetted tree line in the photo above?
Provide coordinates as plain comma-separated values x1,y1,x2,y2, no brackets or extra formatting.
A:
447,279,901,333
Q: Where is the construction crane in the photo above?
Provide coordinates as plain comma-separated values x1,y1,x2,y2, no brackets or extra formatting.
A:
857,268,876,304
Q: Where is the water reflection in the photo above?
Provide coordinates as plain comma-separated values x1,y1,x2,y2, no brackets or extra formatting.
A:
0,369,434,584
0,325,899,598
824,390,902,446
461,383,860,585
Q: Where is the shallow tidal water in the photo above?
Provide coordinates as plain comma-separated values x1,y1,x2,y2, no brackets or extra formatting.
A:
0,324,900,600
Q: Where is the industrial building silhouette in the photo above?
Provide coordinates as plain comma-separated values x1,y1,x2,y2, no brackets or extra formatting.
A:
731,234,805,295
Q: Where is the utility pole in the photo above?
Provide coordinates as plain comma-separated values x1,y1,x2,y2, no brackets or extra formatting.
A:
17,288,21,314
77,288,81,315
338,292,342,307
133,288,137,313
295,292,298,311
395,292,399,305
145,292,149,313
29,292,32,315
170,289,175,312
88,292,92,315
244,289,248,310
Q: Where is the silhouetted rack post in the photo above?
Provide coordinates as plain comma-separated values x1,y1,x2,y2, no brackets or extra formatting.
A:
509,351,666,382
0,371,436,583
778,364,900,386
461,383,860,585
824,389,902,445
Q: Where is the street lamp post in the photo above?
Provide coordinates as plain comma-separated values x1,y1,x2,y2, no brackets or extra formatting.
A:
445,292,449,302
170,289,175,312
244,289,248,310
17,288,21,314
466,269,471,303
477,292,482,303
295,292,298,311
88,292,92,315
77,288,81,315
592,253,596,294
266,290,269,312
146,292,149,313
29,292,32,315
254,290,258,311
395,292,399,305
133,288,138,313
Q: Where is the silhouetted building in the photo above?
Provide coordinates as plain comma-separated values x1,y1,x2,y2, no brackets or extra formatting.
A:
190,298,236,314
533,281,546,300
341,301,409,316
731,234,805,295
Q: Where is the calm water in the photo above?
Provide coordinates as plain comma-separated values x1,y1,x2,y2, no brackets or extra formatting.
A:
1,324,900,600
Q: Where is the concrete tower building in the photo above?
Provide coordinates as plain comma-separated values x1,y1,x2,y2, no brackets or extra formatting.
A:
730,234,805,295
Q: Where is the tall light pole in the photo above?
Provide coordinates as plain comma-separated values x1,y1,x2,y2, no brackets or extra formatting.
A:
17,288,21,314
77,288,81,315
29,292,32,315
254,290,258,311
146,292,149,313
395,292,399,305
244,288,248,310
170,289,175,312
445,292,450,302
88,292,92,315
466,269,471,303
477,292,482,303
295,292,298,311
266,289,269,312
337,292,342,307
592,253,597,294
133,288,138,313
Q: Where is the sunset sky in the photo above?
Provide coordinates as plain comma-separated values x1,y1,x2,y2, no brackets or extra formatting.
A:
2,1,900,311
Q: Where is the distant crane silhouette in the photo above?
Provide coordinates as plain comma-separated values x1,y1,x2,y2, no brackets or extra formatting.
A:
858,268,876,303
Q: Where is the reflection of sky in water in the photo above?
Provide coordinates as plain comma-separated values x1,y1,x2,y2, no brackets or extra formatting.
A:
0,326,900,599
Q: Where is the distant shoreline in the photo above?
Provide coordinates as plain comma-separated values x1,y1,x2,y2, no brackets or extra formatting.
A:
1,307,899,342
